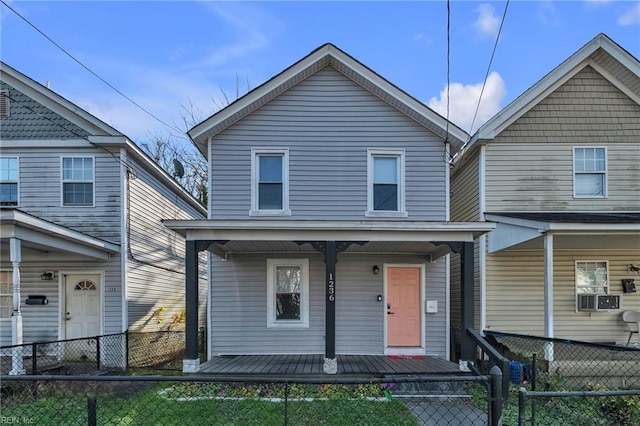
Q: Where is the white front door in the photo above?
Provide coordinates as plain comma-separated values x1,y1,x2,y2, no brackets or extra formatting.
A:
64,274,101,357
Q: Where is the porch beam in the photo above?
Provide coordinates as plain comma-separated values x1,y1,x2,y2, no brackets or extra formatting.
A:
183,239,200,373
9,238,25,375
544,233,554,338
460,241,475,369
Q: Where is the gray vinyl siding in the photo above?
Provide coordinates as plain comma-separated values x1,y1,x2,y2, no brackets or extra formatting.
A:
210,253,448,356
126,157,206,331
449,152,482,350
209,67,447,221
210,253,326,355
0,253,123,345
485,67,640,212
2,147,123,243
485,249,639,344
0,82,89,139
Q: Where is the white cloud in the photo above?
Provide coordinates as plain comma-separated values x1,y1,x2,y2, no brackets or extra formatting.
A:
428,72,507,134
474,4,500,37
618,3,640,26
412,32,433,45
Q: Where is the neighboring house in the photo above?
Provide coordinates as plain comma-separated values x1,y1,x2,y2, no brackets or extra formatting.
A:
0,61,207,373
164,44,494,373
450,33,640,347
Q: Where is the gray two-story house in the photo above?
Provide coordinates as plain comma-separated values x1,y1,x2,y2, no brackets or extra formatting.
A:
165,44,494,374
0,61,207,373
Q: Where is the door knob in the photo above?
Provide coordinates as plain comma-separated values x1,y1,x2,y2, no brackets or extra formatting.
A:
65,312,71,320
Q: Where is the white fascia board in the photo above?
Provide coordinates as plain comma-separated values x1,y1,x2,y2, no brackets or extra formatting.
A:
548,223,640,232
484,214,550,232
0,139,96,149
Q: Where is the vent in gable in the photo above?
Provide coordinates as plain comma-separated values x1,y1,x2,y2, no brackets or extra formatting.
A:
0,90,9,118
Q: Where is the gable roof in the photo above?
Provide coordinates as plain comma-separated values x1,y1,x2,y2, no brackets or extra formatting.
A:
0,61,206,215
188,43,469,158
0,61,123,137
461,33,640,156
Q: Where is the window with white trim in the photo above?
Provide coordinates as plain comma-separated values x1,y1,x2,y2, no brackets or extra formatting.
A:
62,157,94,206
267,259,309,328
251,148,290,215
575,261,609,294
0,271,12,319
367,149,406,216
0,157,19,206
573,147,606,198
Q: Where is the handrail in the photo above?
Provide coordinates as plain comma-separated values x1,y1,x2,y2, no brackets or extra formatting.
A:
467,327,510,404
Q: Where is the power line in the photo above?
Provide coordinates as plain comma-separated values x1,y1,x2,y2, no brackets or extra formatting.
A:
468,0,510,136
1,0,187,139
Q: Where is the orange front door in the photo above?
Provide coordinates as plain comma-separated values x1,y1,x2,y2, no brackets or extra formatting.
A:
387,267,421,347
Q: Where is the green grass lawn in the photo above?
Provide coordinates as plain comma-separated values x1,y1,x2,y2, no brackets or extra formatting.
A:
1,382,419,426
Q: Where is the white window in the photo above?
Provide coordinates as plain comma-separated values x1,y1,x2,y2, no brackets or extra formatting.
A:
573,147,606,198
62,157,94,206
0,157,19,206
250,148,290,216
0,271,12,319
367,149,406,217
575,261,609,294
267,259,309,328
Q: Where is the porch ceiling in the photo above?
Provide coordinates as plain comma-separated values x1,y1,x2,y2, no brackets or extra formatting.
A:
0,208,120,260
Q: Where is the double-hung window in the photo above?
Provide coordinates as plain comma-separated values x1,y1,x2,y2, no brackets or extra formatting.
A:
251,148,290,215
0,157,19,206
62,157,94,206
575,261,609,294
266,259,309,328
573,147,607,198
367,149,406,216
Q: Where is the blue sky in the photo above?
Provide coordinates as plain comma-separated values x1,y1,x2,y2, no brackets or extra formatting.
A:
1,1,639,147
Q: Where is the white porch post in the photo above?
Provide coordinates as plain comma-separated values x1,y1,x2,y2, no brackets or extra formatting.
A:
9,238,26,375
543,233,554,362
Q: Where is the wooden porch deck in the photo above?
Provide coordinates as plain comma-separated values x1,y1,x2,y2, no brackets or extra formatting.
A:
199,354,463,376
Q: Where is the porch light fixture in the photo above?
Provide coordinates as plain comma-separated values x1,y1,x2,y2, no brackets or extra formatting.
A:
40,271,57,281
372,265,380,275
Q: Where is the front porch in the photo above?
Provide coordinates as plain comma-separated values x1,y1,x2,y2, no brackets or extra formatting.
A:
199,354,463,376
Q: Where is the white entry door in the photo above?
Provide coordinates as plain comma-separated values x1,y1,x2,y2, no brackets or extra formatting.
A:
64,274,101,358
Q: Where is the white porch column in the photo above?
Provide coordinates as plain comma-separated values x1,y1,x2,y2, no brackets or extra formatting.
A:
543,233,554,362
9,238,26,375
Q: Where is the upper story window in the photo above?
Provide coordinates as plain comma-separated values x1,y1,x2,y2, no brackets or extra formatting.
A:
0,157,19,206
575,260,609,294
250,148,290,216
367,149,406,217
62,157,94,207
573,147,606,198
266,259,309,328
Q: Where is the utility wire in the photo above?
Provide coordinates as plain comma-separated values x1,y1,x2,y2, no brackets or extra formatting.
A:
467,0,510,136
1,0,186,139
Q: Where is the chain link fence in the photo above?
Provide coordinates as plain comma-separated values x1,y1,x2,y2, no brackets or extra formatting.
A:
0,329,206,375
0,374,499,425
484,331,640,390
516,388,640,426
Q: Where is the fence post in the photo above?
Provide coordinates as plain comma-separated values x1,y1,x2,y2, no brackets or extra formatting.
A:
87,396,97,426
531,353,537,426
125,330,129,370
32,342,38,375
518,388,527,426
489,365,503,426
284,381,289,426
96,336,101,371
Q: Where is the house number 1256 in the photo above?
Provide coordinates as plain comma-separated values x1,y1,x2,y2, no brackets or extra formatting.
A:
328,273,335,302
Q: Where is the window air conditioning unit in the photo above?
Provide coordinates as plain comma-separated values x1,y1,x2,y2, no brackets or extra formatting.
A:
577,294,622,312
